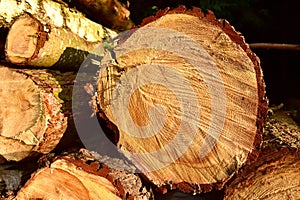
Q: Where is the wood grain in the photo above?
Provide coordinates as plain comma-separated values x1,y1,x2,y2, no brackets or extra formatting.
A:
96,8,268,193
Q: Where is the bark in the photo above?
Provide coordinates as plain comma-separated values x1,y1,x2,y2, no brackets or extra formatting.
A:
263,109,300,149
0,65,72,162
15,149,153,200
95,6,268,194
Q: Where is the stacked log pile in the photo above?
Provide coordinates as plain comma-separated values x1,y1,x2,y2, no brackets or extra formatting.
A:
0,1,299,199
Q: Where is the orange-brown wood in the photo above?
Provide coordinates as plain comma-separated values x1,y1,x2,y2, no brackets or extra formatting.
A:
15,150,152,200
225,147,300,200
0,66,67,162
96,7,268,193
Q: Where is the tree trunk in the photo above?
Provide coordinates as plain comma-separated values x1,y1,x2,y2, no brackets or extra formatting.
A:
95,7,268,194
15,149,153,200
0,65,71,162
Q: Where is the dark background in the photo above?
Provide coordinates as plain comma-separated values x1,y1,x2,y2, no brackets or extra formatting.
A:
128,0,300,105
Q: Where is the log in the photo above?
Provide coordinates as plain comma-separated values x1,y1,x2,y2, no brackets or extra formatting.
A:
65,0,134,31
0,0,116,42
5,13,93,68
224,108,300,199
15,149,153,199
0,65,69,162
93,7,268,194
263,108,300,149
1,0,117,68
4,13,109,68
224,148,300,199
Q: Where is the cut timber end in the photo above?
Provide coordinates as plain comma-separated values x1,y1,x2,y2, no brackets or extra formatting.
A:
5,13,101,68
0,66,67,161
97,9,268,193
224,148,300,200
16,159,122,200
15,151,152,199
225,109,300,199
0,67,44,141
5,14,42,64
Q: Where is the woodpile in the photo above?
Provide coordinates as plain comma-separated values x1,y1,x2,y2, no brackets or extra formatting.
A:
0,1,298,199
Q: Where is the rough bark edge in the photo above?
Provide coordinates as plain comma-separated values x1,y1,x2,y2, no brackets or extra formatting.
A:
55,156,122,198
135,5,268,193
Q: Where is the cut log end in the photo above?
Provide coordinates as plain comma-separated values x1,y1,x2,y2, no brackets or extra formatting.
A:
15,150,153,200
5,14,43,64
0,67,43,140
4,13,108,68
0,66,67,162
224,148,300,200
0,67,45,161
16,159,122,200
96,7,268,193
